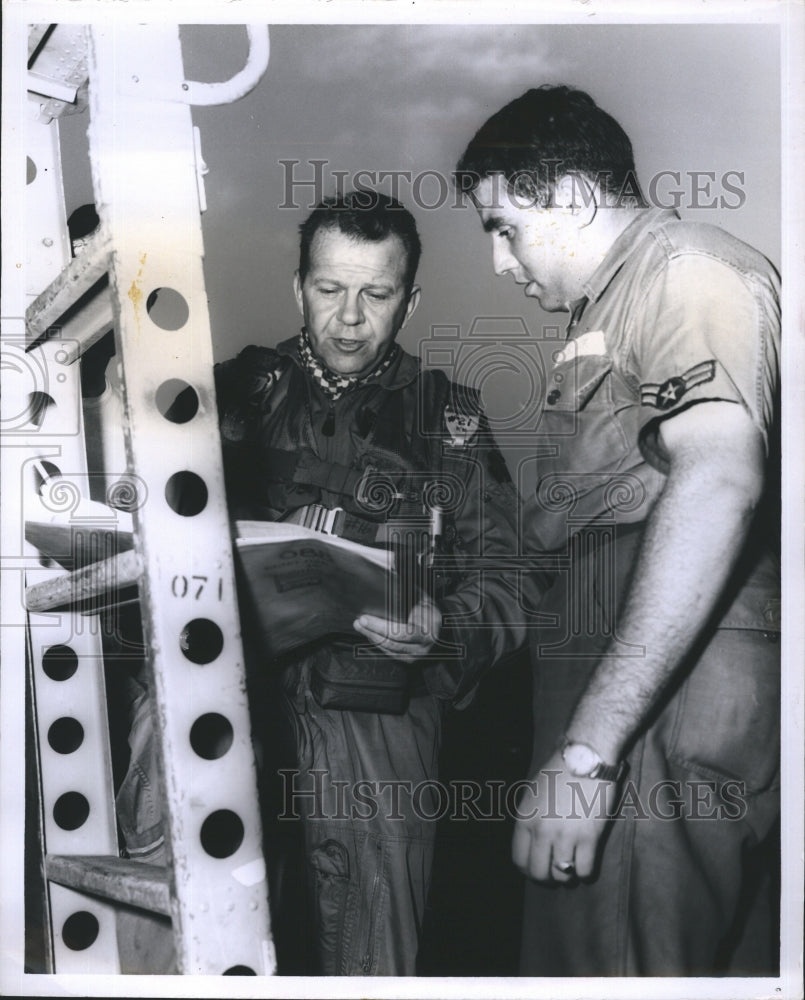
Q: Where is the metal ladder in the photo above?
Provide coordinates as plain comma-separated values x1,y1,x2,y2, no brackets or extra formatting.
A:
2,23,275,976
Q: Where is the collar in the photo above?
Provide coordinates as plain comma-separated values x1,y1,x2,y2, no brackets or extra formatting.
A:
275,333,421,392
581,207,680,304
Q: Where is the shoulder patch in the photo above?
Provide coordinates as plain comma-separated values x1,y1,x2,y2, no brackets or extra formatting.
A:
216,346,287,440
640,360,716,410
444,404,480,447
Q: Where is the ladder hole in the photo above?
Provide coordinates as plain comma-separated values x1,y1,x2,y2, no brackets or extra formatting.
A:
27,391,56,427
61,910,99,951
42,645,78,681
165,471,208,516
156,379,199,423
53,791,90,830
190,713,234,759
200,809,244,859
180,618,224,664
27,156,37,184
223,965,257,975
35,460,62,493
146,287,189,330
47,717,85,754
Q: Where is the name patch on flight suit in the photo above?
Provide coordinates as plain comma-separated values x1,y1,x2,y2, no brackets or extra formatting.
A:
640,360,716,410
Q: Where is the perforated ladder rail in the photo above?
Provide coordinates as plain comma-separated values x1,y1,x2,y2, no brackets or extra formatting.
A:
17,36,123,974
11,23,276,976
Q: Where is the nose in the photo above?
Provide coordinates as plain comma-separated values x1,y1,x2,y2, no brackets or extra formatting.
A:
492,236,516,277
337,290,364,327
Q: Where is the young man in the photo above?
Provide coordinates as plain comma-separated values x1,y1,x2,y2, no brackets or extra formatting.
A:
455,86,781,976
208,190,525,975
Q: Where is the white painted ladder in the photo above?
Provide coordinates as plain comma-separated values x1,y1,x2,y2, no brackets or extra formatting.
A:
4,23,275,976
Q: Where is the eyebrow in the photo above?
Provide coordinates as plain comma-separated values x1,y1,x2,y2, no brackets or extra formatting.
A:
482,215,508,233
312,276,396,293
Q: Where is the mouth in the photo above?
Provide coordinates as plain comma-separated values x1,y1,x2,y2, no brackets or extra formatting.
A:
524,281,540,297
331,339,365,352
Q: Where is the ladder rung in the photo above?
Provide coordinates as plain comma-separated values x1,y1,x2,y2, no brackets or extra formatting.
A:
26,231,112,345
58,288,114,364
25,519,134,571
25,550,142,612
46,854,171,916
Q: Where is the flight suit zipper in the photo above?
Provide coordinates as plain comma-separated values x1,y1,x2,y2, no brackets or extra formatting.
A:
360,840,383,973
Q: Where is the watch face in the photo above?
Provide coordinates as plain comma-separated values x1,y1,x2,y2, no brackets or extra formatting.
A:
563,743,600,777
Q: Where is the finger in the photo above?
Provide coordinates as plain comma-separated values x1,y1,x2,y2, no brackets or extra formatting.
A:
527,828,553,882
549,844,577,884
353,618,425,661
355,614,398,636
354,618,409,647
511,821,532,874
408,602,440,641
574,838,597,880
358,614,424,641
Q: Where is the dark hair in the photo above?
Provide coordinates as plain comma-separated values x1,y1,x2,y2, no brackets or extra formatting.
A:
455,85,643,207
298,189,422,292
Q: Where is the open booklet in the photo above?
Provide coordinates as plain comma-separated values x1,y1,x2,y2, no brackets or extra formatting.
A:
233,519,419,658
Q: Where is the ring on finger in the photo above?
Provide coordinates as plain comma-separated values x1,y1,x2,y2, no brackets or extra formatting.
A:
554,859,576,875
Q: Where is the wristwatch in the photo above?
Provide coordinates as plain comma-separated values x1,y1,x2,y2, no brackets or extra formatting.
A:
560,738,628,783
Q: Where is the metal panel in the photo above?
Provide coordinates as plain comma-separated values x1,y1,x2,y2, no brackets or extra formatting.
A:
86,23,275,975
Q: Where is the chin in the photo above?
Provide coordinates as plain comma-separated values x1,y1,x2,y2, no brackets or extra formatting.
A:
327,359,370,377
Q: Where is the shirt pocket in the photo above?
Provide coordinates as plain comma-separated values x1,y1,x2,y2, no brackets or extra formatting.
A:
541,354,631,469
535,356,636,541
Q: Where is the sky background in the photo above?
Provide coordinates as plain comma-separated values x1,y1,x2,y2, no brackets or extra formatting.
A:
57,20,781,475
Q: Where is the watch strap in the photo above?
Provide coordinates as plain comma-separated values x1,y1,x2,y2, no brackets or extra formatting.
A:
588,758,628,783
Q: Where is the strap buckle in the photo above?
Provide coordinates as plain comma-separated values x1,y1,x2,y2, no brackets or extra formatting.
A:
298,503,344,536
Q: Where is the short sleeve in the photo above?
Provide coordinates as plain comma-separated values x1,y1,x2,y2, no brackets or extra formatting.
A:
632,254,779,472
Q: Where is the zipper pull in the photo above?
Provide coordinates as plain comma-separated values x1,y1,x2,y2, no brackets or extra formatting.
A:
321,406,335,437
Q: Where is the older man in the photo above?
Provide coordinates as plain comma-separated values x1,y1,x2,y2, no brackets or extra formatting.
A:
209,190,524,976
456,86,781,976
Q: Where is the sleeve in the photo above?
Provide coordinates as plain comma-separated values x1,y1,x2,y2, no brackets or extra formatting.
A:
420,390,544,709
213,345,282,519
633,253,780,473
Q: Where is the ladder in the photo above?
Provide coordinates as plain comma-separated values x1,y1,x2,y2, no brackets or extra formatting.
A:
2,23,275,977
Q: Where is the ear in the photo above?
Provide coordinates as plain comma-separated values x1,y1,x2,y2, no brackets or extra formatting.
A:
554,173,598,228
400,285,421,329
293,270,305,317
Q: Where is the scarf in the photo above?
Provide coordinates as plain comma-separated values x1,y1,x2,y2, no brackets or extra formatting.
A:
297,329,399,401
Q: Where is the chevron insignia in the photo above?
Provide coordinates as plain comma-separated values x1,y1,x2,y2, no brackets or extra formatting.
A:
640,360,717,410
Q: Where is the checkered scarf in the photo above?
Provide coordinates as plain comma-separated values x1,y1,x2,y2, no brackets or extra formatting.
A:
297,329,399,400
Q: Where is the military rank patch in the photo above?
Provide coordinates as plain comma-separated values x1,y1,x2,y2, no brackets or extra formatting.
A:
444,406,480,446
640,360,716,410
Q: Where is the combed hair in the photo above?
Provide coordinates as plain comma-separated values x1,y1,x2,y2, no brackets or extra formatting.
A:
455,85,643,207
298,189,422,291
